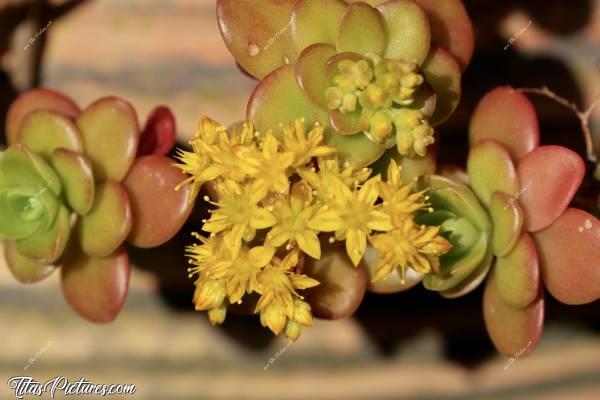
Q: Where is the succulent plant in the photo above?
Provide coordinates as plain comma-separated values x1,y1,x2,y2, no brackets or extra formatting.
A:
416,87,600,357
217,0,474,169
1,88,193,322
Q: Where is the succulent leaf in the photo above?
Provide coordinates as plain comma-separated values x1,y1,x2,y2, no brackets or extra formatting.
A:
4,240,56,284
51,149,95,215
291,0,347,51
421,46,462,126
137,106,177,156
17,110,83,160
489,191,524,257
15,205,71,264
336,2,387,56
296,43,337,109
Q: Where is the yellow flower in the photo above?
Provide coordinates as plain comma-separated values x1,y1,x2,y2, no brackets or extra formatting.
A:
256,250,319,336
207,303,227,326
369,218,452,283
281,119,335,167
308,173,393,266
284,300,315,341
225,245,277,304
254,132,294,196
265,181,329,259
379,159,430,227
192,278,227,311
298,157,371,201
202,180,276,255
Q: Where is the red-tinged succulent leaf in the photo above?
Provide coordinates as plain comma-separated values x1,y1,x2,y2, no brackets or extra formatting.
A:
76,97,139,181
484,271,544,358
303,246,368,319
376,0,431,65
535,208,600,305
517,146,585,232
217,0,298,80
424,234,489,292
421,46,462,127
61,244,130,323
419,175,492,233
337,2,387,56
77,181,132,258
2,144,61,195
441,245,494,298
410,83,437,118
248,64,328,136
16,205,70,264
363,246,423,293
467,140,520,207
296,43,337,109
5,88,80,145
324,130,385,167
51,149,95,215
414,0,475,70
489,191,524,257
17,110,83,160
291,0,347,50
329,110,363,136
495,232,540,308
137,106,177,156
4,240,56,284
469,87,540,162
439,164,469,185
123,155,193,248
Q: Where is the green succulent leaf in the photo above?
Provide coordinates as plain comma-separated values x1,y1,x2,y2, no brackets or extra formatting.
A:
6,88,80,145
324,130,385,167
336,2,387,56
489,191,524,257
295,43,337,109
61,244,130,323
0,187,45,240
76,97,139,182
51,149,95,215
1,144,61,195
329,109,363,136
77,181,132,258
421,46,462,126
18,110,83,160
4,240,56,284
291,0,347,51
467,140,520,207
495,232,540,308
16,205,71,264
440,244,494,298
376,0,431,65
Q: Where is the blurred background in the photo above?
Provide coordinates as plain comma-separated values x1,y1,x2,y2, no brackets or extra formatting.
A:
1,0,600,399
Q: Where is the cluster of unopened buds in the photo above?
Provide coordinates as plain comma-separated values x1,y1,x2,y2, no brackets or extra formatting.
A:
175,117,451,340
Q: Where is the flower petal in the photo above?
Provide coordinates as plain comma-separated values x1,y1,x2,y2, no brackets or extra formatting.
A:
250,207,277,229
517,146,585,232
534,208,600,305
248,246,277,267
295,230,321,260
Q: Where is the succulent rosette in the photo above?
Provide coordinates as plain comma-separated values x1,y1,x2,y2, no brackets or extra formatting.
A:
1,88,193,322
417,87,600,357
217,0,474,169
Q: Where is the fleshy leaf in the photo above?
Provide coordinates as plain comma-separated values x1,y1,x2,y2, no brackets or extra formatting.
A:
324,130,385,167
6,88,80,145
16,205,70,264
4,240,56,284
370,147,436,183
303,246,367,319
291,0,347,50
517,146,585,232
489,191,524,257
329,110,363,136
217,0,298,80
414,0,475,70
467,140,520,207
484,270,544,358
17,110,83,160
363,246,423,293
123,155,193,248
295,43,337,109
376,0,431,65
61,244,130,323
535,208,600,305
494,232,540,308
76,97,139,181
421,46,462,126
440,245,493,298
1,144,61,195
137,106,177,156
0,187,44,240
469,87,540,162
77,181,132,258
336,2,387,56
51,149,95,215
247,64,327,136
410,83,437,118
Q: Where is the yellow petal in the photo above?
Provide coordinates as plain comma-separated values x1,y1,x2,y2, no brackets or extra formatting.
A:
358,176,381,205
307,209,343,232
265,226,290,248
248,246,276,267
292,300,314,326
367,210,393,231
346,229,367,267
250,207,277,229
207,303,227,325
290,274,320,290
260,303,286,335
295,230,322,260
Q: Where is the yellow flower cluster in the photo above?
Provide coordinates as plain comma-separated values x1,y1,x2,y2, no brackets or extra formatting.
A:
176,117,451,341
